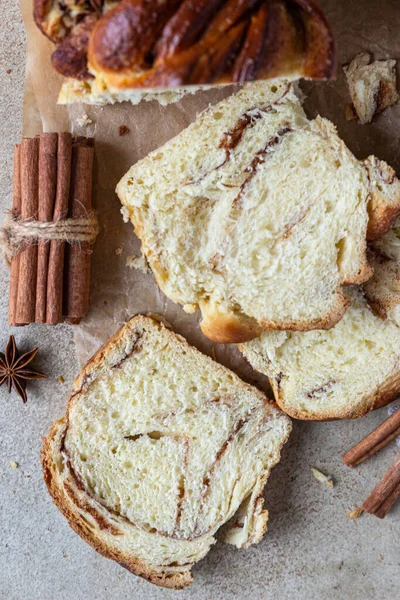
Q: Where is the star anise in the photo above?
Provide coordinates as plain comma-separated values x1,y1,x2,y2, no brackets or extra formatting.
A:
0,336,48,403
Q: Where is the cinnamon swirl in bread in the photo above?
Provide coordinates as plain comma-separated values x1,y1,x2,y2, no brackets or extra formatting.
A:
240,287,400,420
41,315,291,588
117,82,400,343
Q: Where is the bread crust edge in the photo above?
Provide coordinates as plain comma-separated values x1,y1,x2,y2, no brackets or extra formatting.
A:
268,370,400,421
41,315,292,587
41,316,197,590
41,419,193,589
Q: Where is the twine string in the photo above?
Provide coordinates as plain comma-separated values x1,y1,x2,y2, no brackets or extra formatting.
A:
0,210,100,266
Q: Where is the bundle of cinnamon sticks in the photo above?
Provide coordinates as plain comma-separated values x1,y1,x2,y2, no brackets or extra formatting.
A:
8,133,95,326
343,408,400,518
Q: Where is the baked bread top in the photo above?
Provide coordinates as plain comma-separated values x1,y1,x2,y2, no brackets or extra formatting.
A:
240,287,400,420
117,81,400,343
34,0,335,103
41,315,291,588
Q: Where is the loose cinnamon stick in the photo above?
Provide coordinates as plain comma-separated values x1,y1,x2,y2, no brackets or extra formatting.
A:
363,455,400,518
343,409,400,467
8,145,21,326
35,133,58,323
64,143,94,324
46,132,72,324
374,481,400,519
15,138,39,325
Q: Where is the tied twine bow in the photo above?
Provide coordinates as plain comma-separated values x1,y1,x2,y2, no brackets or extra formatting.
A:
0,210,100,267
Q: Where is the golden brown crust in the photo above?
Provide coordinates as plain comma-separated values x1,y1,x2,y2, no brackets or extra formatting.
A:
199,287,350,344
41,316,199,589
259,292,350,332
341,260,373,286
364,156,400,241
35,0,336,87
292,0,336,79
364,246,400,320
368,202,400,243
269,370,400,421
199,301,263,343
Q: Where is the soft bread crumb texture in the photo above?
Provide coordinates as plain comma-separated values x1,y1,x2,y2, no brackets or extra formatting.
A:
41,316,291,588
344,53,399,124
364,217,400,325
58,78,217,105
117,81,400,342
240,288,400,420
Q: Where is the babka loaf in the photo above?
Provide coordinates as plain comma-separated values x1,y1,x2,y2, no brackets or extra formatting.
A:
33,0,336,105
117,81,400,343
41,315,291,589
364,217,400,326
240,288,400,420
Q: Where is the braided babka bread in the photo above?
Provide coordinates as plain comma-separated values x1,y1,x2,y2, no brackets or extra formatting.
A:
41,315,292,588
117,81,400,343
33,0,336,104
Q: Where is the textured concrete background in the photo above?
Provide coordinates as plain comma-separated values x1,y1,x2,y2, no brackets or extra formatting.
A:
0,2,399,599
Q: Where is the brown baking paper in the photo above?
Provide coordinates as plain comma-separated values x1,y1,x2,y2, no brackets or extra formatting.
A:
19,0,400,387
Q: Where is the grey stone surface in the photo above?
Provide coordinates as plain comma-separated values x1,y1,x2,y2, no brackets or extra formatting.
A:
0,2,399,600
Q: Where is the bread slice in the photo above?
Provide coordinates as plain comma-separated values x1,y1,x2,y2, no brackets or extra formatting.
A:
343,53,399,125
117,81,400,343
364,217,400,326
41,315,291,589
240,288,400,420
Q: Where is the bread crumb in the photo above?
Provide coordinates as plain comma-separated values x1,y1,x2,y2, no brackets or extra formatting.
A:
126,254,150,274
115,246,124,256
344,53,399,124
6,69,12,75
10,461,18,469
120,206,130,223
58,376,65,384
119,125,130,136
311,467,334,488
347,507,364,519
76,113,93,127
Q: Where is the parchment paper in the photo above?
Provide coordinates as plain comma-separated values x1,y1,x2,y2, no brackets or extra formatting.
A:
19,0,400,389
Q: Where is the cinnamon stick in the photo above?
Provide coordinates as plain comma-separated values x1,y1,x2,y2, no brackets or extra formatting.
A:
8,145,21,326
35,133,58,323
46,132,72,324
64,143,94,324
342,409,400,467
363,455,400,518
15,137,39,325
374,480,400,519
74,136,94,148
